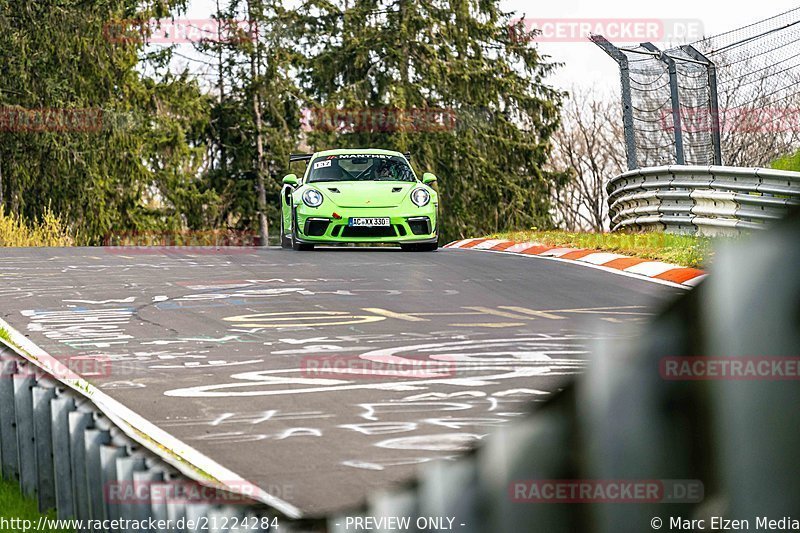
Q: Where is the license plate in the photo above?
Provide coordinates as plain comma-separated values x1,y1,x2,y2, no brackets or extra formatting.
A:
349,217,390,227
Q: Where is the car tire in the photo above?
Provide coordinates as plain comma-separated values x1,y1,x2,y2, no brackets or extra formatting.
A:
401,241,438,252
290,208,314,251
280,208,292,249
293,241,315,251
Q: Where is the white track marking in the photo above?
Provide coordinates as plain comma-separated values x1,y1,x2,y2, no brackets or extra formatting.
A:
0,318,302,519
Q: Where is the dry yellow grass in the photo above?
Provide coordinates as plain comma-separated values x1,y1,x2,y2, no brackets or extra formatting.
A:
0,207,80,247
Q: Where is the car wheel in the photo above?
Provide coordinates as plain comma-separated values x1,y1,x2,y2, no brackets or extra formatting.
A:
290,208,314,251
293,241,315,251
280,208,292,249
417,242,438,252
400,241,438,252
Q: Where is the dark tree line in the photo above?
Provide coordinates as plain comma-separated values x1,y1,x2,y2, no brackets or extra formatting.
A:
0,0,563,243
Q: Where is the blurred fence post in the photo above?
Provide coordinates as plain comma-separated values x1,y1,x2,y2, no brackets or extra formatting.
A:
681,45,723,165
592,35,638,170
642,42,685,164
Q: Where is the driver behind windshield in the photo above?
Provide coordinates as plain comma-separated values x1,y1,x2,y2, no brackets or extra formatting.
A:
374,160,395,180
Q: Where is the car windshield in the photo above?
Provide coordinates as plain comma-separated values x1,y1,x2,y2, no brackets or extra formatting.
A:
307,155,416,183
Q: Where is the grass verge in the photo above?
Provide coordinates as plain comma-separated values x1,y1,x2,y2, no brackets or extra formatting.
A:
0,479,72,532
484,230,715,268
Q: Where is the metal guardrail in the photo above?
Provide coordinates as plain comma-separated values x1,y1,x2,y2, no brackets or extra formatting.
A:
0,339,300,532
4,213,798,532
607,165,800,234
329,209,800,531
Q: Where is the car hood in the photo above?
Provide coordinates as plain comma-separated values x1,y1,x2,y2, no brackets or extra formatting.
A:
313,181,418,208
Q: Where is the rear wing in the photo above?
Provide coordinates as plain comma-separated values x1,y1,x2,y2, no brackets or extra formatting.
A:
289,152,412,163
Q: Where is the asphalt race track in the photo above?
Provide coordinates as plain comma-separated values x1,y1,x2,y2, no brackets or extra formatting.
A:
0,247,684,517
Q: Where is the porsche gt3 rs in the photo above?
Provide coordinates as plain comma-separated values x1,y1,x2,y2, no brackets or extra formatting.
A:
279,149,439,251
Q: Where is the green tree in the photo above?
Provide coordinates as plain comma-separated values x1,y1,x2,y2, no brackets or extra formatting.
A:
197,0,302,242
293,0,564,240
0,0,216,243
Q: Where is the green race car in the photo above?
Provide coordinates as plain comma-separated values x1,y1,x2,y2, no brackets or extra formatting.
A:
279,148,439,251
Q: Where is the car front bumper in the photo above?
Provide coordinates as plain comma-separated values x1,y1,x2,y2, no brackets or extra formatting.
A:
294,206,438,244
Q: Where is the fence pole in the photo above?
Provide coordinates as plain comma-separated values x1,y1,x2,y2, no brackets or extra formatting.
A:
591,35,638,170
681,45,723,165
642,42,685,165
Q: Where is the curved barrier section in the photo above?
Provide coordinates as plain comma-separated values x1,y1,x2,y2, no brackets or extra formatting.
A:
606,165,800,234
0,336,299,528
328,210,800,532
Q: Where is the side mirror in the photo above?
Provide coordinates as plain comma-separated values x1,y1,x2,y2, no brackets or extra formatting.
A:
422,173,437,185
283,174,299,186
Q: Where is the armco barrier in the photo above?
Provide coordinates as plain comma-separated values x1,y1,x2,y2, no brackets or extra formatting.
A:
3,213,798,531
327,209,800,531
607,165,800,235
0,339,317,531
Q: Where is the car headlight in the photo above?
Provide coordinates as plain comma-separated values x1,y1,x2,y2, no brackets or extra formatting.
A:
302,189,324,208
410,188,430,207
